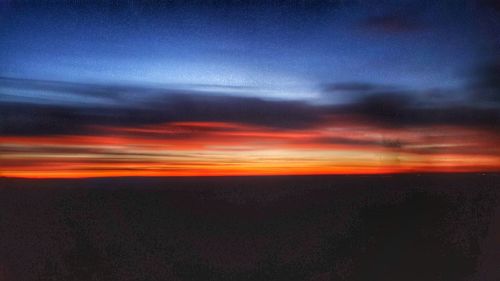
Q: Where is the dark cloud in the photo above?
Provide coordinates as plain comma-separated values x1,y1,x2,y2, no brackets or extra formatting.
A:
361,14,421,33
0,102,92,136
348,93,416,124
1,78,499,137
145,94,321,128
480,0,500,13
0,79,322,136
468,58,500,103
345,92,500,129
322,82,396,94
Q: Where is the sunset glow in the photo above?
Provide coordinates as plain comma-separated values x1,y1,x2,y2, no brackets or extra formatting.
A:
1,1,499,178
1,120,499,178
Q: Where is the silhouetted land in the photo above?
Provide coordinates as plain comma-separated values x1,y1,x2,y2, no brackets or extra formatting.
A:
1,174,499,281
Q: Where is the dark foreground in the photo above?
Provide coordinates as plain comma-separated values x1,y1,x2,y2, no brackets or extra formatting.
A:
1,174,499,281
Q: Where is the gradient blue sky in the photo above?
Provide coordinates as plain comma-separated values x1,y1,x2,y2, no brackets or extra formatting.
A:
0,1,493,102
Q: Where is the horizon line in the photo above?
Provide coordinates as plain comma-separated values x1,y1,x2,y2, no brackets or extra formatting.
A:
2,171,499,181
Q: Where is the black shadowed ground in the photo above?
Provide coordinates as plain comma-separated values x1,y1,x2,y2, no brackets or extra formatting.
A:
0,174,499,281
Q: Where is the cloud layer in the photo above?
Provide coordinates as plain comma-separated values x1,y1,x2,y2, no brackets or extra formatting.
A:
1,72,499,177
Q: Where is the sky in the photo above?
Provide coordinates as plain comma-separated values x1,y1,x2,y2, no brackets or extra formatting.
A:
1,0,499,177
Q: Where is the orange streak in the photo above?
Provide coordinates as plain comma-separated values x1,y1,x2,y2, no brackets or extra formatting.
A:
1,122,499,178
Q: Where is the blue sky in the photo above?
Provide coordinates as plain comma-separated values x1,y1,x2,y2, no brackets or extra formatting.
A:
0,1,491,103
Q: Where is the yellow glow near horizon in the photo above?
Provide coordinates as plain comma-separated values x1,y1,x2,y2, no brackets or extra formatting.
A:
1,122,499,178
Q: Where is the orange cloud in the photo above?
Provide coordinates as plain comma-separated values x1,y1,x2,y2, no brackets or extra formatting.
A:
1,121,499,178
